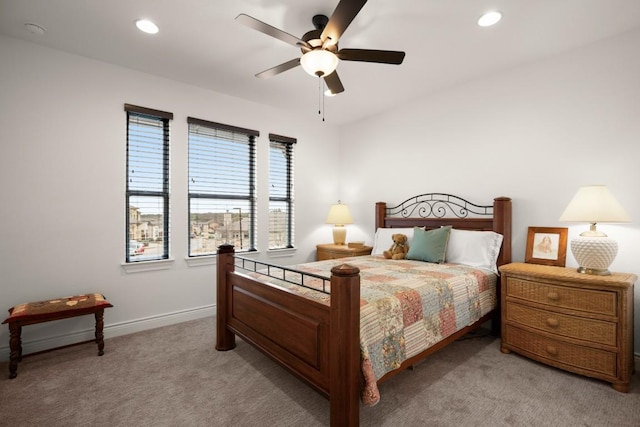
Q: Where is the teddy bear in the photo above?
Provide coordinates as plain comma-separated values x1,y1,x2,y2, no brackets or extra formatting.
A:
383,233,409,260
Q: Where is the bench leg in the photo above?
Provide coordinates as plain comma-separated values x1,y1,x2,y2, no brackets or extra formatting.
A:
95,310,105,356
8,322,22,379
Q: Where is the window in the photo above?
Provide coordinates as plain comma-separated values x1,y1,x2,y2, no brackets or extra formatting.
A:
268,134,295,249
188,117,258,255
125,104,172,262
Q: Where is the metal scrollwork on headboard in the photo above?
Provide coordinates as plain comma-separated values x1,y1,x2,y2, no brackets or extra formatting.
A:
387,193,493,218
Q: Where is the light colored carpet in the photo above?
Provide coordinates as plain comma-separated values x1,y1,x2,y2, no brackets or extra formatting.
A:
0,317,638,426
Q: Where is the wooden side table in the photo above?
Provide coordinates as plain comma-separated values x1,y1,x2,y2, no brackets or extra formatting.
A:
2,293,113,379
499,262,635,392
316,243,373,261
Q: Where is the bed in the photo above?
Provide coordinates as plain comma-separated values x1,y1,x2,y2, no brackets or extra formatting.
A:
216,193,512,426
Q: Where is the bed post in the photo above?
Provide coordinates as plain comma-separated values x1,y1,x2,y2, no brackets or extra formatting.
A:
492,197,512,267
329,264,361,427
375,202,386,230
492,197,512,336
216,244,236,351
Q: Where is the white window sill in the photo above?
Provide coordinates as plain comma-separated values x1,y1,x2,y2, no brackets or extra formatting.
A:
185,255,217,267
267,248,297,259
121,258,175,273
185,250,264,267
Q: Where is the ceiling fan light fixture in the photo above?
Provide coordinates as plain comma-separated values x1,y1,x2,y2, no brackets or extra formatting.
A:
300,50,338,77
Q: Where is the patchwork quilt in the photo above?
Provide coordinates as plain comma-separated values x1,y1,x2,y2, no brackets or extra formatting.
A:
249,255,497,406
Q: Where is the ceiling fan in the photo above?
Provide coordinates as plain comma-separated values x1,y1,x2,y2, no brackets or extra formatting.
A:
236,0,406,95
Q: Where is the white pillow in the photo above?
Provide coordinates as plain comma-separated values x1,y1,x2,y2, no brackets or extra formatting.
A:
372,227,417,255
445,229,503,274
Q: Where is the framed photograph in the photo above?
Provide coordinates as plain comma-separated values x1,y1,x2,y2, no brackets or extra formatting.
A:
525,227,568,267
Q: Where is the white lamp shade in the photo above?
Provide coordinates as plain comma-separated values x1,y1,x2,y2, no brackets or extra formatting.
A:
325,203,353,225
300,50,339,77
559,185,630,223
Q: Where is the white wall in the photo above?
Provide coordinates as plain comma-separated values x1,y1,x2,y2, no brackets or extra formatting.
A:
0,35,341,359
340,29,640,353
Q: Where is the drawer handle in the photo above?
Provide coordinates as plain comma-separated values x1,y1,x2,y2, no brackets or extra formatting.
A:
546,318,559,327
547,292,559,301
546,345,558,356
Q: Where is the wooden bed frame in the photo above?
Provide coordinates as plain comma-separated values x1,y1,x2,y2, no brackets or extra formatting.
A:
216,194,512,426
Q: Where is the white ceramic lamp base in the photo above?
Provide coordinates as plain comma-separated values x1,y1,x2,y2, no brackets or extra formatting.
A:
570,235,618,275
333,226,347,245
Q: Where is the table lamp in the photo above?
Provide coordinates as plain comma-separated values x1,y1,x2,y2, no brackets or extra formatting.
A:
325,201,353,245
559,185,630,275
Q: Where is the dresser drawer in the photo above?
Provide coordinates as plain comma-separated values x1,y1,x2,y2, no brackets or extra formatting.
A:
504,325,617,377
505,303,616,346
505,277,616,316
317,251,340,261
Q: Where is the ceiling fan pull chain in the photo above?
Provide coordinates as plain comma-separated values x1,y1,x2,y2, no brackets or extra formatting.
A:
318,76,322,117
317,77,326,122
322,80,326,122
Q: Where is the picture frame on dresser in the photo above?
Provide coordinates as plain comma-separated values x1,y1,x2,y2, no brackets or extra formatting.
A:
525,226,568,267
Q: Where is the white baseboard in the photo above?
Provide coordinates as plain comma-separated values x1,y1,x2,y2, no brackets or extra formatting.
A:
0,304,216,362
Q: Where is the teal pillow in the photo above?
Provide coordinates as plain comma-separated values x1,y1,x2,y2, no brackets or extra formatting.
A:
406,226,452,263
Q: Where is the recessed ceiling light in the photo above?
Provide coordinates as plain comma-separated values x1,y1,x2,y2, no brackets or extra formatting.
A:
477,11,502,27
135,19,159,34
24,22,46,35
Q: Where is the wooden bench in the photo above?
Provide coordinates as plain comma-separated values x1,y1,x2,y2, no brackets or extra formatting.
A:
2,293,113,379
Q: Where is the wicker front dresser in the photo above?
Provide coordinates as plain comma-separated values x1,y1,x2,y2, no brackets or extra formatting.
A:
499,262,636,392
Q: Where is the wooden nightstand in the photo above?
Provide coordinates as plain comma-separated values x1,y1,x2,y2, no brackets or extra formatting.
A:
499,262,636,392
316,243,373,261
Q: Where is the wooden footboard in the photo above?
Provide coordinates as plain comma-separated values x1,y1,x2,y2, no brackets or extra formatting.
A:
216,244,361,426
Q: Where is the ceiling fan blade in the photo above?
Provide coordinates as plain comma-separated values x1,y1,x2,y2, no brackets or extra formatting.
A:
255,58,301,79
323,71,345,95
236,14,311,50
337,48,405,64
320,0,368,46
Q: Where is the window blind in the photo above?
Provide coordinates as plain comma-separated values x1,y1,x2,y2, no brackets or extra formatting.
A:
188,117,258,255
269,133,295,249
125,104,172,262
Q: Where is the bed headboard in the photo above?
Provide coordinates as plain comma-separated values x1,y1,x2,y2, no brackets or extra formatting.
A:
375,193,512,267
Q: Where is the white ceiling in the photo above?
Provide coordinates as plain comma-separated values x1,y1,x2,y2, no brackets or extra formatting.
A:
2,0,640,125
